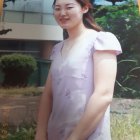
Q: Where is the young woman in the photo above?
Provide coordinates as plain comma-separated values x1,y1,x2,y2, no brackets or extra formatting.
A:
35,0,122,140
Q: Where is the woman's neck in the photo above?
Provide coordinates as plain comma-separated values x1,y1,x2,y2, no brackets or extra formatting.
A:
66,23,87,40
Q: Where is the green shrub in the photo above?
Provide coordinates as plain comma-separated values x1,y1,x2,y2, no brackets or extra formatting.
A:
115,60,140,98
94,2,140,98
0,53,37,87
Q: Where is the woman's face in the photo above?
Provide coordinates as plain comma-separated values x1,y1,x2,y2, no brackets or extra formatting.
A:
53,0,87,30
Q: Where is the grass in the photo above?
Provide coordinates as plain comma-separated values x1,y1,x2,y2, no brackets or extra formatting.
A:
0,114,139,140
0,87,42,96
111,114,140,140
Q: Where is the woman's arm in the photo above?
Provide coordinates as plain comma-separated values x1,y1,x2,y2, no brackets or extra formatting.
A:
35,70,53,140
67,50,117,140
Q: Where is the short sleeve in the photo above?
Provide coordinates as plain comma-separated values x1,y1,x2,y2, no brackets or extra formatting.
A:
93,31,122,55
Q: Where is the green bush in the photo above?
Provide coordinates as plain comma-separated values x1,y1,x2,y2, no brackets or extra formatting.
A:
0,53,37,87
94,2,140,98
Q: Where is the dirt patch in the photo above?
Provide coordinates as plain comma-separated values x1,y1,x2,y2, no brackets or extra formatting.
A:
0,95,41,126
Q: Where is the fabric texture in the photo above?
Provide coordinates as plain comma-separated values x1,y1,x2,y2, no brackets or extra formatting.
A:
48,31,122,140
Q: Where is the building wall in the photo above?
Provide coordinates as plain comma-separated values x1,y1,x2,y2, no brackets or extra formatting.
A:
0,0,63,59
0,22,63,41
0,0,63,40
0,39,58,59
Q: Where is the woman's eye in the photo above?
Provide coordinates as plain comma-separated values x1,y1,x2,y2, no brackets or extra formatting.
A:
66,7,73,10
54,7,60,11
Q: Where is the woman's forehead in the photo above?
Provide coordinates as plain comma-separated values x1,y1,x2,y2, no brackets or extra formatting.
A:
55,0,78,5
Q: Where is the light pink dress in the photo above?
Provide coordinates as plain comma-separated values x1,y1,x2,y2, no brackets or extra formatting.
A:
48,31,122,140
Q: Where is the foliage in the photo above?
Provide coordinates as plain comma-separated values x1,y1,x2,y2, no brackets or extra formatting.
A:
94,2,140,98
105,0,127,6
0,53,37,87
115,60,140,98
7,124,36,140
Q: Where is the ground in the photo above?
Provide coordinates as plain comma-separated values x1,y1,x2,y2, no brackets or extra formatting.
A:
0,95,140,127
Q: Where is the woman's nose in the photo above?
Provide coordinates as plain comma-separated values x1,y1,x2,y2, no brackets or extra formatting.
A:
60,9,67,16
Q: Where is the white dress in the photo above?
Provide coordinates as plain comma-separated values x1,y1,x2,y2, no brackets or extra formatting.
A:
48,31,122,140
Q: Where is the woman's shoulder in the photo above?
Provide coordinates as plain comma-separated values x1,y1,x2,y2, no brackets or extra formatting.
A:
88,29,118,40
90,30,122,55
86,29,98,37
97,31,119,40
87,28,116,37
94,31,120,46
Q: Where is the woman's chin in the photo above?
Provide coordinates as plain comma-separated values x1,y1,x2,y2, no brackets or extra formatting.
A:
60,24,69,29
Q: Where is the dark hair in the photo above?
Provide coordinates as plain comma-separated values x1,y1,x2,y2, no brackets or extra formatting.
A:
53,0,102,39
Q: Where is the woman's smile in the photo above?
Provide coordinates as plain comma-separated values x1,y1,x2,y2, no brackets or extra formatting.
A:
59,17,70,23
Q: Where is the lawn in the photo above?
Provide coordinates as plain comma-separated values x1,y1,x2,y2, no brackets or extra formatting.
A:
111,114,140,140
0,113,139,140
111,98,140,140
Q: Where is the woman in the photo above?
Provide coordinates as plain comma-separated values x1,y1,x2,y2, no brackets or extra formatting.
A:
35,0,122,140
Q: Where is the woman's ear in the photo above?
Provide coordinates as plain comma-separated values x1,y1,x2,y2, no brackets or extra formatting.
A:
82,5,89,14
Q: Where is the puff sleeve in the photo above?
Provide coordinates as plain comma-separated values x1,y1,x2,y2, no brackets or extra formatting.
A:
93,31,122,55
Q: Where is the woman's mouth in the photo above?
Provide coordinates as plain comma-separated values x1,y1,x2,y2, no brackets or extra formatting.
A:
59,18,70,24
